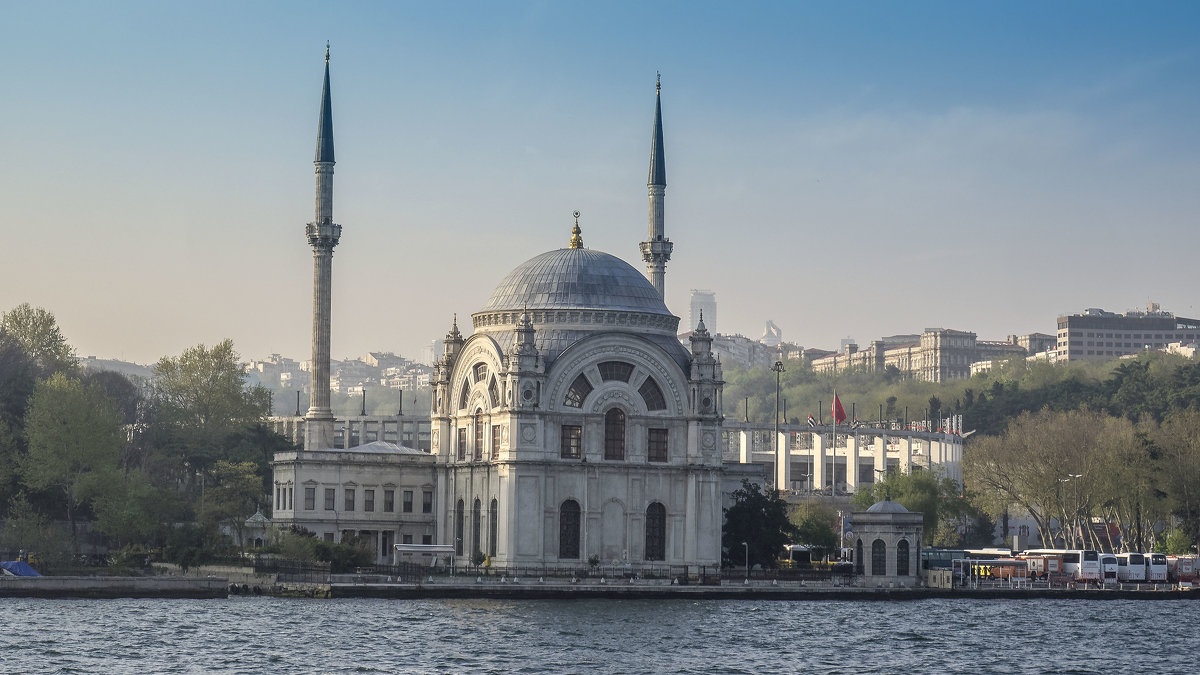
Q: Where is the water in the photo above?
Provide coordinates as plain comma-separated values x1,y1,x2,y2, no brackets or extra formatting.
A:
1,596,1196,673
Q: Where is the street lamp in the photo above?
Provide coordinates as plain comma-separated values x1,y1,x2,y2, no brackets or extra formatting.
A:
743,541,750,582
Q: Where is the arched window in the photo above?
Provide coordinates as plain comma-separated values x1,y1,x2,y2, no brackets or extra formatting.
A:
604,408,626,460
598,361,634,382
896,539,910,576
564,374,593,408
488,498,498,557
871,539,886,576
474,411,484,461
471,498,482,558
559,500,581,559
645,502,666,561
488,376,499,408
454,499,465,556
855,539,864,575
459,379,470,410
473,362,488,383
639,377,667,411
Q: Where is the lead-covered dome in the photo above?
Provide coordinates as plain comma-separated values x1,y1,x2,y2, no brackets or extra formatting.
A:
471,245,687,370
478,248,671,315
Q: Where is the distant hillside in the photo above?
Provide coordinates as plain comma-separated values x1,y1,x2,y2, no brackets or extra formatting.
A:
76,356,155,381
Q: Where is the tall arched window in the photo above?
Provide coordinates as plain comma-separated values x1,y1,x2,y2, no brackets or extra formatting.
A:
871,539,886,576
604,408,626,460
474,411,484,461
896,539,910,576
488,498,498,557
454,499,465,556
559,500,581,559
645,502,666,561
471,498,482,558
855,539,864,575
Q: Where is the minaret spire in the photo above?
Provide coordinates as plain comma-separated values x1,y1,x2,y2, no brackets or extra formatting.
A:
640,73,673,300
304,44,342,451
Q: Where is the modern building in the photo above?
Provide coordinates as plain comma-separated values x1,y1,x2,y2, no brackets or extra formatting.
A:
1055,304,1200,361
689,290,717,335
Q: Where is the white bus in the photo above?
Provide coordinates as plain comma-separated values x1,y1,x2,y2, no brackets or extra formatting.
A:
1099,554,1118,583
1145,553,1168,583
1116,552,1147,582
1022,549,1101,582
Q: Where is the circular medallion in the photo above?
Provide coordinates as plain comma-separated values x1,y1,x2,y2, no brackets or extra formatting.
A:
521,425,536,442
702,431,716,449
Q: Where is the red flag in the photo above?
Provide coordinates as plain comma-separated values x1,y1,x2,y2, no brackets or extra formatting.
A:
832,393,847,425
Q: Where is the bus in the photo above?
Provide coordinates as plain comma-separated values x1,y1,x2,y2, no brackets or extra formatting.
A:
1022,549,1101,582
1116,552,1147,582
783,544,813,568
1099,553,1118,583
1145,553,1168,582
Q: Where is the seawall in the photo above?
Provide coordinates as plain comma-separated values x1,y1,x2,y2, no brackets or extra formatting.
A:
0,575,229,599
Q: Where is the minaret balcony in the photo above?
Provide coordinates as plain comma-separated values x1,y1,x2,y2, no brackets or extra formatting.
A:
306,222,342,245
640,239,673,262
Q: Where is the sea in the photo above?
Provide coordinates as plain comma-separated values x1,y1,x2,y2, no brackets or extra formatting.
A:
0,596,1195,674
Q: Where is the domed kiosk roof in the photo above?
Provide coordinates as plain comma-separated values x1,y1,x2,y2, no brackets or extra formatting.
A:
478,247,672,316
865,499,910,514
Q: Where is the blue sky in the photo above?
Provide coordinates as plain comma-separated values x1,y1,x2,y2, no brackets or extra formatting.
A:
4,1,1199,365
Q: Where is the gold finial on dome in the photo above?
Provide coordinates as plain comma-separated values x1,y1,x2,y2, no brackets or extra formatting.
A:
568,210,584,249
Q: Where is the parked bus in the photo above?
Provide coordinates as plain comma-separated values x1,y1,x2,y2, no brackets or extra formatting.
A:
1145,553,1168,582
1099,554,1118,583
1116,552,1147,582
1022,549,1101,582
783,544,813,568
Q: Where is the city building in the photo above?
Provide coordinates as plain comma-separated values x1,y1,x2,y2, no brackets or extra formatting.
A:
1055,304,1200,361
810,328,1052,383
689,290,716,335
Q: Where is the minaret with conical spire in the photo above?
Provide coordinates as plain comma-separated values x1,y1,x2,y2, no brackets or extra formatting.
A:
640,73,673,300
304,43,342,451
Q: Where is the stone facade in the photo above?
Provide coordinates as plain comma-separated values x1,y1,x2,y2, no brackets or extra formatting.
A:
852,499,923,587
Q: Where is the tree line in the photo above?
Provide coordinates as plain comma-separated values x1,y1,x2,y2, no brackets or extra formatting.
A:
0,303,292,569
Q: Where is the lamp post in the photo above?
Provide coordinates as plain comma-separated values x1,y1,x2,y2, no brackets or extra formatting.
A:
743,541,749,582
771,361,785,488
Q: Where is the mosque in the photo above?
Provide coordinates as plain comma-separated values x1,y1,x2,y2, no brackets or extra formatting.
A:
272,49,730,571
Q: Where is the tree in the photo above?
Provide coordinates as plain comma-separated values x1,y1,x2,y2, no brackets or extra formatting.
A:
789,500,839,560
93,469,176,550
1,303,75,374
21,373,123,549
149,340,271,488
853,469,971,546
198,460,263,552
722,480,797,569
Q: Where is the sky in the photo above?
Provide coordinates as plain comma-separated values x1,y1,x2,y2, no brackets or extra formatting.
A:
4,1,1200,366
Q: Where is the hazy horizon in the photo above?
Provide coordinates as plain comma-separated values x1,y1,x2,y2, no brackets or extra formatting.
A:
6,2,1199,366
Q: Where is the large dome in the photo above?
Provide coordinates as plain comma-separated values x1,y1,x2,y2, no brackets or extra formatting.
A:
478,247,671,315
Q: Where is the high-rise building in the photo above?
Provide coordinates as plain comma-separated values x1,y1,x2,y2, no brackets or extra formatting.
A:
689,289,716,335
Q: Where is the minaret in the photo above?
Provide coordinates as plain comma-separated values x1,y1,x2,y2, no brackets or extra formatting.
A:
304,44,341,451
640,73,672,300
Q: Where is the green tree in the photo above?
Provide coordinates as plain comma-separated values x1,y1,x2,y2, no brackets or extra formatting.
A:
789,500,839,560
1,303,75,374
722,480,797,569
198,460,263,552
853,469,971,546
0,493,70,563
21,373,123,549
1156,527,1194,555
93,469,176,549
149,340,271,489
